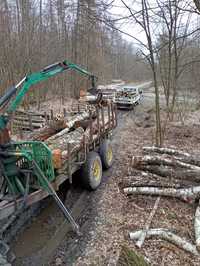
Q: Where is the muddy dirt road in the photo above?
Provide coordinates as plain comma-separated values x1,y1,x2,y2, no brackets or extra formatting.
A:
11,82,154,266
10,83,149,265
49,85,200,266
13,82,200,266
12,110,139,266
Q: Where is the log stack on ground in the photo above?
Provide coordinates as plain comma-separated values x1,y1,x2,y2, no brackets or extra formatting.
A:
123,146,200,256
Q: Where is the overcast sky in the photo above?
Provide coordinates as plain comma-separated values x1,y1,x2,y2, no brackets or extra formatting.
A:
111,0,147,44
109,0,199,49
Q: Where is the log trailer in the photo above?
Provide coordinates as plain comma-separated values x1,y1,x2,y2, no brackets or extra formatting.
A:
0,60,117,263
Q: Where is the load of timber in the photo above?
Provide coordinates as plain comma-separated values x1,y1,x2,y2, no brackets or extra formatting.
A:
25,103,116,168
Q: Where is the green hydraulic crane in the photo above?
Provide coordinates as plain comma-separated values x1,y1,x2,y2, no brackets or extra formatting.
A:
0,60,99,131
0,60,100,235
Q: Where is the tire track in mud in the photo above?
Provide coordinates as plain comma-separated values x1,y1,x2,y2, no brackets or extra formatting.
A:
48,110,135,266
12,184,90,266
11,109,134,266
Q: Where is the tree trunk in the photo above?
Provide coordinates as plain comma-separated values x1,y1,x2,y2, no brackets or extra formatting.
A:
130,228,199,256
132,155,200,171
136,165,200,183
136,197,160,248
143,146,200,167
143,146,191,158
123,185,200,202
195,200,200,251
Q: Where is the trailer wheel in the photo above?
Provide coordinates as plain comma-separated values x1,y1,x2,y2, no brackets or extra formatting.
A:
81,152,102,190
99,139,113,169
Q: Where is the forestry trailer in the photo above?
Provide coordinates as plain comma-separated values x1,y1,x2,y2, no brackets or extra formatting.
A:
0,60,117,264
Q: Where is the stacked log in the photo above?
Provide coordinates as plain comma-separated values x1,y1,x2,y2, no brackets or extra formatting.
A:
46,127,86,164
25,106,111,169
26,120,66,141
12,110,46,132
123,146,200,256
26,110,96,141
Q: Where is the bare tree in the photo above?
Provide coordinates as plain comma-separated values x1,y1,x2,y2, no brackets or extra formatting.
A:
120,0,162,145
193,0,200,12
0,0,151,105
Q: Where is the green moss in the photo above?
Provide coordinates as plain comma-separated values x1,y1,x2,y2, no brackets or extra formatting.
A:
117,245,150,266
167,212,177,220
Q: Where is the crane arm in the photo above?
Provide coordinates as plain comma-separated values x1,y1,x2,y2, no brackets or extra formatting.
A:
0,60,98,130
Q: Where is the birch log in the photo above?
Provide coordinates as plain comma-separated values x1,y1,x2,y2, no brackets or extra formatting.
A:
136,197,160,248
132,155,200,171
143,146,200,167
129,228,199,256
123,186,200,202
195,200,200,251
46,127,85,151
46,111,92,142
143,146,191,158
137,165,200,183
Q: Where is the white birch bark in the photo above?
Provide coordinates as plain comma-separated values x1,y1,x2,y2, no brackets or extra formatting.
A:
130,228,199,256
195,200,200,251
136,196,160,248
124,186,200,202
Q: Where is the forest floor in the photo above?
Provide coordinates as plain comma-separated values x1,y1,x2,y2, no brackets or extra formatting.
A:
49,86,200,266
12,84,200,266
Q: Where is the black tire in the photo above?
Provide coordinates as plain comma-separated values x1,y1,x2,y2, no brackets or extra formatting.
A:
80,152,102,190
99,139,113,169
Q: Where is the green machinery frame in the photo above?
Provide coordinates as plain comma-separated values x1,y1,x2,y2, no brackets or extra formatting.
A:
0,60,99,234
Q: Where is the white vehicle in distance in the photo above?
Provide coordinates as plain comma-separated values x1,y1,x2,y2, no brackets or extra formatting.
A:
114,86,143,109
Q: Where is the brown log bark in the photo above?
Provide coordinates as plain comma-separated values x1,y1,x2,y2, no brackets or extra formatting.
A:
12,120,43,128
46,127,84,150
16,109,45,117
27,111,94,141
46,111,94,142
27,120,67,140
120,175,194,189
14,116,45,123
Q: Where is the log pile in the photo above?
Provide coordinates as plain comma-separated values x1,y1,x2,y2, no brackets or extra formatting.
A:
24,105,114,170
11,102,96,136
27,110,95,141
46,127,86,162
123,146,200,256
11,110,46,132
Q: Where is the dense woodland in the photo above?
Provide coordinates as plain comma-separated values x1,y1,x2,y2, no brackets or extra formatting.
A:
0,0,200,130
0,0,151,104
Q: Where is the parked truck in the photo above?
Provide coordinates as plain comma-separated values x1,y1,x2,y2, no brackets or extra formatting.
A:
114,86,142,110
